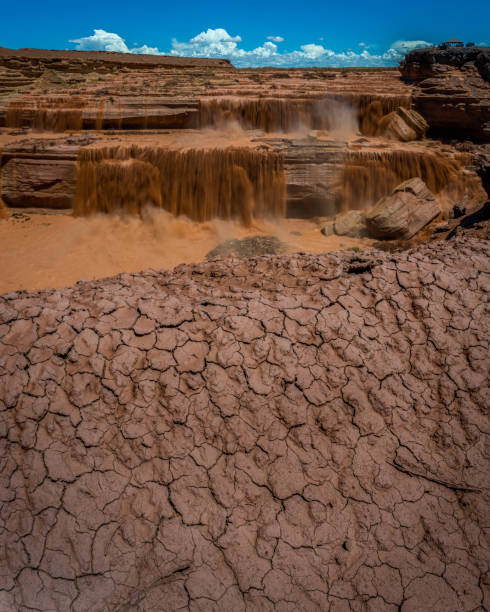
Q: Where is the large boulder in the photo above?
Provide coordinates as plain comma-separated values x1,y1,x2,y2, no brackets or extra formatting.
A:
397,107,429,138
377,107,428,142
366,177,440,239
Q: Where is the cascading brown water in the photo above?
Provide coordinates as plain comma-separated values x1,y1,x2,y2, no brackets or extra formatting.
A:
199,94,411,133
0,151,7,218
74,146,286,226
335,149,484,212
5,97,85,132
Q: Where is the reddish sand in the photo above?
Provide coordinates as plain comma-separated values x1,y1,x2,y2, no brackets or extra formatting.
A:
0,211,372,293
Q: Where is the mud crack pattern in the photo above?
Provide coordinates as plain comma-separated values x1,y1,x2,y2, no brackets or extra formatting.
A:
0,237,489,611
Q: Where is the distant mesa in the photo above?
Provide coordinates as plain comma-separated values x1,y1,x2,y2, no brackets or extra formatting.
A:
0,46,233,68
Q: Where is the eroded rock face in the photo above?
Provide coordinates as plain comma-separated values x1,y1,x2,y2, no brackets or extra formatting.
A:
0,238,489,611
0,136,94,209
366,178,440,239
400,47,490,142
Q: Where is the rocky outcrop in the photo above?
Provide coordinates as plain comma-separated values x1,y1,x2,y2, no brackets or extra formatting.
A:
400,46,490,83
0,237,489,610
446,200,490,239
0,137,95,208
366,178,440,239
0,50,413,134
461,143,490,197
400,47,490,142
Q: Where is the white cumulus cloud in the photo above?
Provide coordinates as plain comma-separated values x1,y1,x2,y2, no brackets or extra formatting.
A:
70,29,130,53
190,28,242,44
69,28,433,68
131,44,161,55
390,40,432,53
70,29,161,55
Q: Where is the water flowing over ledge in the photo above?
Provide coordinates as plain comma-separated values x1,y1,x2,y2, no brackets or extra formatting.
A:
74,146,287,225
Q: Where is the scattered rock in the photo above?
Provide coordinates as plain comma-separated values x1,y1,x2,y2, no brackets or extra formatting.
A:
446,200,490,239
10,212,30,222
333,210,367,237
320,220,334,236
366,177,440,239
345,256,376,274
451,203,467,218
205,235,286,259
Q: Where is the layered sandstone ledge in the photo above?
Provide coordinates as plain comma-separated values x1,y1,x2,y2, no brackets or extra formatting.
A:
0,237,489,611
401,47,490,142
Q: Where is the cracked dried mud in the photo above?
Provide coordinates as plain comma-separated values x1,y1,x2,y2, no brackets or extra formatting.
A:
0,236,489,611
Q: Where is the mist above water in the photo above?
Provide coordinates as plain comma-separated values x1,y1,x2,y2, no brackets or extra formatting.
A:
316,98,359,140
199,96,363,140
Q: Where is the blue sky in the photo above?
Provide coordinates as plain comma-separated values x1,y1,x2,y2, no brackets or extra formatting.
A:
1,0,488,67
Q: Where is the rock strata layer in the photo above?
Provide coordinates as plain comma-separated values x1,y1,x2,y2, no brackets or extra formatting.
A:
0,238,489,611
401,47,490,142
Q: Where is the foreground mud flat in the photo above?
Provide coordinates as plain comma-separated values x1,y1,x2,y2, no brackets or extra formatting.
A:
0,236,489,611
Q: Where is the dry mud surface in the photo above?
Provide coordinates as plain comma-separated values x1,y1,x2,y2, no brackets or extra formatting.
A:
0,237,489,611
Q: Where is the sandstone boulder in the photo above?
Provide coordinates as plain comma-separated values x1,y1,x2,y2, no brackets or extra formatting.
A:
397,107,429,138
378,107,428,142
333,210,367,237
366,177,440,239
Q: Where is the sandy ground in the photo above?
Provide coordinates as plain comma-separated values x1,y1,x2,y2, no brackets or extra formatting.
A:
0,210,372,293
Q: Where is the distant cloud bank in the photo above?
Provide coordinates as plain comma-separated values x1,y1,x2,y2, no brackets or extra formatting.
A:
69,28,432,67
